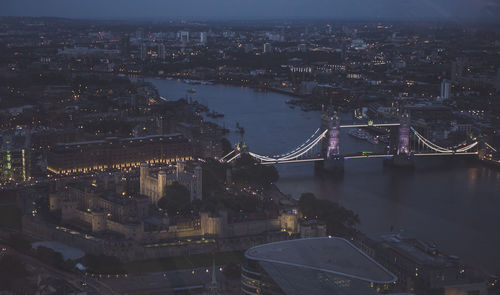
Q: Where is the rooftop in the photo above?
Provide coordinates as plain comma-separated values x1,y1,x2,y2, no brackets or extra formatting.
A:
245,237,397,284
375,233,455,267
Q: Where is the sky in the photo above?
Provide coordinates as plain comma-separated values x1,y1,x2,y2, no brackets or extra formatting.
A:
2,0,500,21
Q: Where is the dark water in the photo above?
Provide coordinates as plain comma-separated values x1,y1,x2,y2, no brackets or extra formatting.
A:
149,78,500,275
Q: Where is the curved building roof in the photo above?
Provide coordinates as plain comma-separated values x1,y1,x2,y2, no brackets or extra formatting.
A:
245,237,397,284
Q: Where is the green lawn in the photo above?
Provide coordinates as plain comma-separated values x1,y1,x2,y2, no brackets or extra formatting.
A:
124,251,245,274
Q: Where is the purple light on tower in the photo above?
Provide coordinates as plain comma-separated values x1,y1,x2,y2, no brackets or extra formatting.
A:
323,110,340,159
397,112,410,155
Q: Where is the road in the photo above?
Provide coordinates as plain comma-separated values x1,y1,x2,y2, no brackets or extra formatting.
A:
0,243,116,295
103,266,241,295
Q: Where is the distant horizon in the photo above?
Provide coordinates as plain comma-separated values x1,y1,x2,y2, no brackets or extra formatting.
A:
2,0,500,23
2,15,500,26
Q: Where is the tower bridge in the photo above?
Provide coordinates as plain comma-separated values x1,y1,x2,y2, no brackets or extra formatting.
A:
220,108,496,173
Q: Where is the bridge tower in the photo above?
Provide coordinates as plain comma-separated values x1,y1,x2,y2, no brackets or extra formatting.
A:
317,106,344,173
477,139,488,160
397,112,410,155
389,112,414,167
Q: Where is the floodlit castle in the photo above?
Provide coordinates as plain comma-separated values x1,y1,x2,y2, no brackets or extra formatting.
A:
140,162,202,205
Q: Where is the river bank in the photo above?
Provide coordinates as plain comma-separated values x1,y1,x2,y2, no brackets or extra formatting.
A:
147,77,500,275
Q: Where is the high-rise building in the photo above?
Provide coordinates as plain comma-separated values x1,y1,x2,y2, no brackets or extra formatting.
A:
440,79,451,100
200,32,207,44
451,58,464,82
120,34,130,57
140,43,147,61
263,43,272,54
496,68,500,92
157,43,166,60
135,27,144,40
1,130,31,182
180,31,189,43
297,43,307,52
243,43,254,53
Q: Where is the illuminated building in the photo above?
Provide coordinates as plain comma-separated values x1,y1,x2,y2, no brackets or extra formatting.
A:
241,237,397,295
263,43,272,54
158,43,166,60
140,43,147,60
50,181,151,240
366,233,489,295
0,130,30,182
45,177,298,245
47,133,192,174
180,31,189,43
297,43,307,52
200,210,298,238
120,34,130,57
200,32,207,44
140,162,202,205
496,68,500,91
440,79,451,100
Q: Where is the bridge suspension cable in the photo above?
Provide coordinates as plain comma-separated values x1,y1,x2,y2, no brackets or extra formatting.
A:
485,142,497,152
220,149,235,162
272,128,321,158
411,127,453,152
226,153,241,163
223,125,486,165
455,141,478,152
410,127,478,154
249,129,327,163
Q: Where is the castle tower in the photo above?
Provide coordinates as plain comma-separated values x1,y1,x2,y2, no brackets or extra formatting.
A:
157,170,167,204
91,212,106,233
139,163,149,196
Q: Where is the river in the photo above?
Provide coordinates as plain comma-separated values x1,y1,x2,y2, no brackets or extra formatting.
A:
148,78,500,275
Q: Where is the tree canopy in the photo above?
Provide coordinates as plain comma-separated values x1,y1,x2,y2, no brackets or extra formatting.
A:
233,153,279,187
158,181,191,216
298,193,360,235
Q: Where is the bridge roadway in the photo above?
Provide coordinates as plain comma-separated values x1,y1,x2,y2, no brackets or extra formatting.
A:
339,123,401,128
259,151,479,165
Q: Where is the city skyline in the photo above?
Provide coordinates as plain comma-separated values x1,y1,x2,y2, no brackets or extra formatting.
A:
0,11,499,295
2,0,500,22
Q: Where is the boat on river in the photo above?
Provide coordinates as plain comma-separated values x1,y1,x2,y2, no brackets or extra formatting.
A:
348,129,369,140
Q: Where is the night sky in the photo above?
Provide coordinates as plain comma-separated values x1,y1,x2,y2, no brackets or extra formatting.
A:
2,0,500,21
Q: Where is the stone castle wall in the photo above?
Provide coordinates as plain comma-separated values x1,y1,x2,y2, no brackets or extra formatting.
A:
22,216,291,262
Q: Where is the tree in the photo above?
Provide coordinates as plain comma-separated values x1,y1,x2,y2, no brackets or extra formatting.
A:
158,182,191,216
298,193,360,236
233,153,279,187
202,158,226,197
